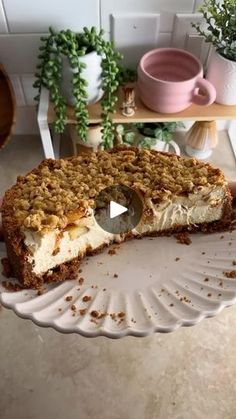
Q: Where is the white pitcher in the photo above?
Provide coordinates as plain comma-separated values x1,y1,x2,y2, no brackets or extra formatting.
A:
152,139,180,155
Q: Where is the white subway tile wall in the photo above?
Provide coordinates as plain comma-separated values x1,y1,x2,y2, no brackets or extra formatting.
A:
0,0,213,134
194,0,223,12
21,75,37,106
14,107,39,134
185,34,205,58
155,32,172,48
112,14,160,67
172,14,210,69
2,0,100,33
194,0,204,12
101,0,195,34
9,75,25,106
172,14,202,49
0,34,47,73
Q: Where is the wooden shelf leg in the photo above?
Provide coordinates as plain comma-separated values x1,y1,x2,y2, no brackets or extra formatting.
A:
52,133,61,159
37,87,55,159
228,121,236,166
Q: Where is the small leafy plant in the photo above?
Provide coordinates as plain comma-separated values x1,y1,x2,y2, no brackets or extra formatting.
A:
116,124,137,146
116,122,184,149
136,122,184,149
34,27,122,148
193,0,236,61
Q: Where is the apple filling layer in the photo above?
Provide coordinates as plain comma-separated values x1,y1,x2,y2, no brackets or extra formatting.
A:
23,186,226,275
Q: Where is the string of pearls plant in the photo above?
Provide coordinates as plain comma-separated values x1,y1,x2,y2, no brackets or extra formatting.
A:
34,27,123,148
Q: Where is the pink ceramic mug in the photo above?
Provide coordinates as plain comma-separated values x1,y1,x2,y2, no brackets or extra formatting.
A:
138,48,216,113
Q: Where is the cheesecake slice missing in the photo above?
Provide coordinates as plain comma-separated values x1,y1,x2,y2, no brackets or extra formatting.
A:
2,147,232,289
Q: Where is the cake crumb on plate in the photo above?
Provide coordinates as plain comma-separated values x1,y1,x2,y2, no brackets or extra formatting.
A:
78,277,85,285
108,249,116,255
175,233,192,245
82,295,92,302
79,308,87,316
223,270,236,278
2,280,23,292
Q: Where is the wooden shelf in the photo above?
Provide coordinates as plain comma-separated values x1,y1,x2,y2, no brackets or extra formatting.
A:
48,84,236,125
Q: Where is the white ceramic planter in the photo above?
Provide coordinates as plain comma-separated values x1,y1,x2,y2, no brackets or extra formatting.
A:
61,51,104,105
152,138,180,155
81,124,103,150
206,50,236,105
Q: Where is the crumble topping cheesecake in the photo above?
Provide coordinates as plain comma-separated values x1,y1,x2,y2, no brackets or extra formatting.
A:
2,146,232,289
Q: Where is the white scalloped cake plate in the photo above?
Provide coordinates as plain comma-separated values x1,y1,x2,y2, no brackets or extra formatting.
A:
1,230,236,338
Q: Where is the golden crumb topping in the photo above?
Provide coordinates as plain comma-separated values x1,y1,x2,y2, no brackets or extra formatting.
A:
5,147,225,233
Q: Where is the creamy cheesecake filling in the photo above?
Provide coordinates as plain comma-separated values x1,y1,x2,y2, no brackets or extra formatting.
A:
24,213,118,275
23,187,226,275
136,186,225,233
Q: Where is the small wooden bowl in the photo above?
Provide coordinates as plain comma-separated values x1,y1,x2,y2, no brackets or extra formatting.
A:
0,64,16,148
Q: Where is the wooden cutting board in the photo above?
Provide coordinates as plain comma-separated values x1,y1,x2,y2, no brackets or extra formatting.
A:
0,64,16,148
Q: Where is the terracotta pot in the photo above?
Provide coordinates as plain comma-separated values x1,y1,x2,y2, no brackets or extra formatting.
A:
207,50,236,105
138,48,216,113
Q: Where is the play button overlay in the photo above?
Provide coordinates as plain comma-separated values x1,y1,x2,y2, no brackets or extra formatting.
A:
110,201,128,219
94,185,143,234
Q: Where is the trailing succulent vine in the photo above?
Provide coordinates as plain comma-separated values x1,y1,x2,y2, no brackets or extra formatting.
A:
34,27,123,148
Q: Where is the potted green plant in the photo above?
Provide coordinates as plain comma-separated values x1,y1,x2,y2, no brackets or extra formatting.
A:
34,27,122,148
193,0,236,105
116,122,183,155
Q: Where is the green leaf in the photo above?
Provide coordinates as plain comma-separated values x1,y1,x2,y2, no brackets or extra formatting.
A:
49,26,55,35
116,124,124,135
124,132,136,144
143,127,155,136
177,121,185,129
135,122,144,129
33,81,40,88
154,128,163,140
162,131,172,143
163,122,177,132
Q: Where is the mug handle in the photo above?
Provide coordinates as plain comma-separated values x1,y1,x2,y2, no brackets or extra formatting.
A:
168,140,180,156
192,78,216,106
